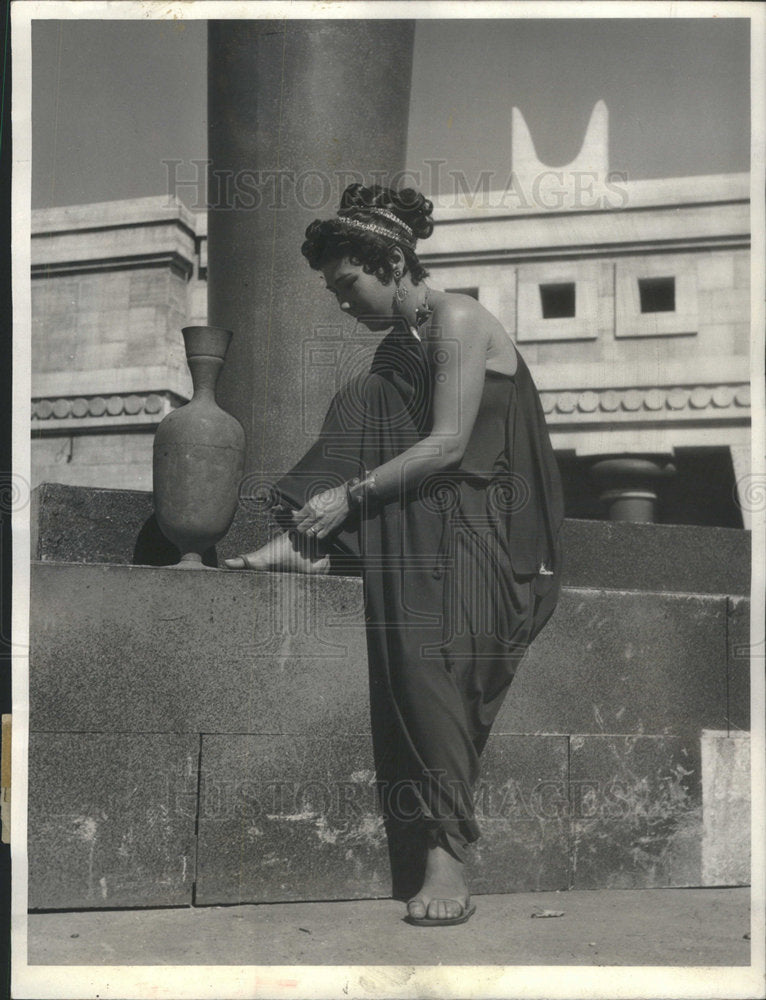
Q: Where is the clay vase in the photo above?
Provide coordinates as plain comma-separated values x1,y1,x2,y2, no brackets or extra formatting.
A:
153,326,246,568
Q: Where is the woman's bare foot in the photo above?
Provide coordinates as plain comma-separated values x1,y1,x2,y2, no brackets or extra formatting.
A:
406,843,470,922
224,530,330,574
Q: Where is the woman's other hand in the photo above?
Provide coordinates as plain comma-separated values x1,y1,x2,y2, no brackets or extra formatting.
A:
291,485,350,540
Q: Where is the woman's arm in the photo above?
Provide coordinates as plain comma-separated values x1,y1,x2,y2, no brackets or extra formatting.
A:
290,295,492,539
370,294,491,496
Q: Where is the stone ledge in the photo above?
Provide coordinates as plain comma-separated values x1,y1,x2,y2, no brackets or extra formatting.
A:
30,483,752,596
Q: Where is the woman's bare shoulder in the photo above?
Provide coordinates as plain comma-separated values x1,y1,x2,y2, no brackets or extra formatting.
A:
429,289,517,374
427,289,494,332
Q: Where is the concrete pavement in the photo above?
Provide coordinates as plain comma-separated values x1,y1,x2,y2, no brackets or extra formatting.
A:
27,887,751,967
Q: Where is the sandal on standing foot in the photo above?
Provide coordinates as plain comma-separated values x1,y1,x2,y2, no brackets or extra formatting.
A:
404,898,476,927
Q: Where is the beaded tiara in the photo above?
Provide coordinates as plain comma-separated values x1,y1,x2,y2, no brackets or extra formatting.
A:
336,207,415,245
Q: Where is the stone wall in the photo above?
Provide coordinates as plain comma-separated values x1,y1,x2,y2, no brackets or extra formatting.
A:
26,486,752,909
31,197,207,490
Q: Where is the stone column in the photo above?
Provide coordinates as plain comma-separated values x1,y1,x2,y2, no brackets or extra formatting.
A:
207,20,415,478
590,455,676,523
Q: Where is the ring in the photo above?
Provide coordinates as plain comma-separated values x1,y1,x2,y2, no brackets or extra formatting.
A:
310,524,320,534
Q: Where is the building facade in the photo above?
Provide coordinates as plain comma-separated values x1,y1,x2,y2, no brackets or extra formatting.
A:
30,106,752,527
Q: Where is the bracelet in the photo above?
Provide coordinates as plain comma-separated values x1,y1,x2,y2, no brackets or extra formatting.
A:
346,471,380,508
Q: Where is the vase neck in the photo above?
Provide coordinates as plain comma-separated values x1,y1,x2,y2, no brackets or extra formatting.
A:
188,355,223,400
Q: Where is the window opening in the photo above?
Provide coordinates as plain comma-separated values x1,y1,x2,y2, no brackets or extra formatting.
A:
539,282,576,319
638,276,676,313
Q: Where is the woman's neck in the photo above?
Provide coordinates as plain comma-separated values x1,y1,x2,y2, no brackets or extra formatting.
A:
394,282,431,332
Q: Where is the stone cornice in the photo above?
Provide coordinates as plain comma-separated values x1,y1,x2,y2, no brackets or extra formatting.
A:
422,234,749,268
423,200,749,265
31,250,194,281
32,366,193,401
430,173,750,219
31,196,205,237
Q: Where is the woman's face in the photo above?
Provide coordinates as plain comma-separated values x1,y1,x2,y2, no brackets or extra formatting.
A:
321,257,396,330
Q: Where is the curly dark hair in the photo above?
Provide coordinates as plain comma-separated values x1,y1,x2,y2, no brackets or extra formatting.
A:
301,183,434,285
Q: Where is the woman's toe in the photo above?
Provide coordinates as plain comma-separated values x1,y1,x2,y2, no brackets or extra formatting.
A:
427,898,462,921
407,897,427,920
224,556,246,569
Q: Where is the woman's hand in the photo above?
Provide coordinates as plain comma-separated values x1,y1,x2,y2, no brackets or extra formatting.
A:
290,485,350,540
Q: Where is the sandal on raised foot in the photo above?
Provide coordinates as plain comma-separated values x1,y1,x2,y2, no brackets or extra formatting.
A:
223,553,261,570
404,898,476,927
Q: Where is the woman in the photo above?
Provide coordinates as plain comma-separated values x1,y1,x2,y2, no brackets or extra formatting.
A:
225,184,564,927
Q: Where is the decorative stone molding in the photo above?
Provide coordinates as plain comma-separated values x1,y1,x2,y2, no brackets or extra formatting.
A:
31,391,186,431
540,384,750,420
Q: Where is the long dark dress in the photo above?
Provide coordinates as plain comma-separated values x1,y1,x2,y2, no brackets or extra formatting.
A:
273,325,564,863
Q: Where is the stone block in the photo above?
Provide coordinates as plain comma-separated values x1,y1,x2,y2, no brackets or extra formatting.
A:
128,270,170,307
78,342,131,370
32,335,77,373
195,734,389,904
499,588,728,736
73,309,109,346
727,596,751,733
560,519,750,597
72,432,155,465
195,733,569,904
733,252,750,289
568,734,702,889
707,288,750,321
127,305,161,339
30,562,370,736
696,323,738,357
167,275,189,315
467,735,569,894
31,277,79,314
701,731,750,886
31,482,155,564
694,252,735,290
28,732,198,910
77,272,131,313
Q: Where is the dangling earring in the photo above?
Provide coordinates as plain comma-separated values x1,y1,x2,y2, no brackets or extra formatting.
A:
393,269,408,303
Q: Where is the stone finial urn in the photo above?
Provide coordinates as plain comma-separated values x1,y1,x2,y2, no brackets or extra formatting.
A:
153,326,245,568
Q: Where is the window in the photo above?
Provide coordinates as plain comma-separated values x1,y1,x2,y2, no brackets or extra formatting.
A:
638,276,675,313
539,282,576,319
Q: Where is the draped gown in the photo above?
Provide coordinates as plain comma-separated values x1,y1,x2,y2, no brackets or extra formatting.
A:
272,325,564,863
